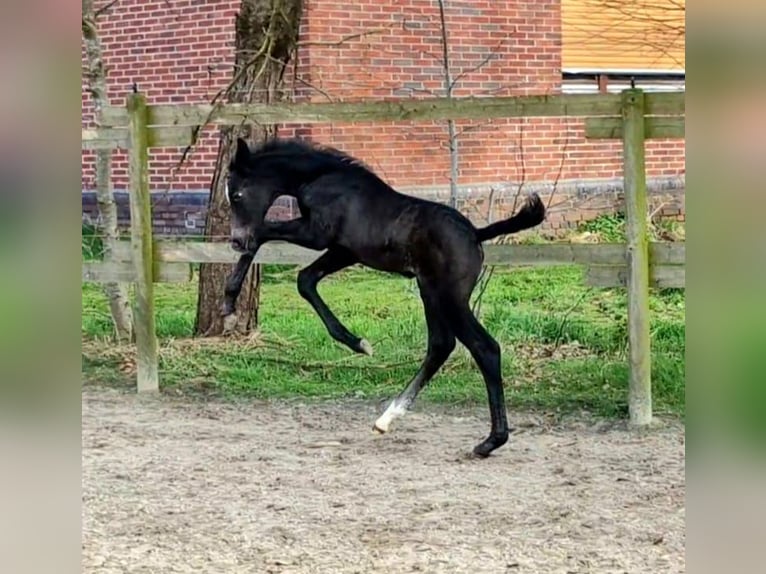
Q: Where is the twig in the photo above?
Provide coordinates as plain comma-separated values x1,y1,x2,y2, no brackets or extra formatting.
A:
297,24,397,47
437,0,453,95
550,291,588,353
451,121,498,139
471,265,495,317
546,118,571,211
253,355,417,371
450,33,514,89
436,0,459,210
472,189,498,317
515,119,528,213
158,9,280,198
158,18,398,197
292,74,334,102
649,200,668,220
487,185,497,225
263,52,335,102
94,0,119,18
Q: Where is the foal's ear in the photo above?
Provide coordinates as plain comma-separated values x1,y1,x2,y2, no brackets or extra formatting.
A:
233,137,250,168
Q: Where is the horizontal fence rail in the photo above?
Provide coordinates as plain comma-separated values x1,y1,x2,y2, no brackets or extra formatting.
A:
99,92,684,128
585,263,684,289
82,261,192,283
585,116,685,139
103,240,684,266
82,126,194,150
83,240,685,288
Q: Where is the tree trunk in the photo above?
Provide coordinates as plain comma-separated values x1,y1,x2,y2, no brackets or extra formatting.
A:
194,0,303,336
82,0,134,342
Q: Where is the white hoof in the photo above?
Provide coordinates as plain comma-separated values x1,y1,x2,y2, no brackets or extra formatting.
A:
373,399,407,434
222,313,238,333
359,339,374,356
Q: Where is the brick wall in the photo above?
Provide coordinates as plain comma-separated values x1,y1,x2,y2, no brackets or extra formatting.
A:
81,0,685,236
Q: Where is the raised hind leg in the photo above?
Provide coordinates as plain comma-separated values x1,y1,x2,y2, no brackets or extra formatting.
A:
444,298,510,457
297,247,372,355
373,284,456,433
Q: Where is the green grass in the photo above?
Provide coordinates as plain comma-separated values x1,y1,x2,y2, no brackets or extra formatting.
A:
82,223,104,261
82,260,685,419
576,212,686,243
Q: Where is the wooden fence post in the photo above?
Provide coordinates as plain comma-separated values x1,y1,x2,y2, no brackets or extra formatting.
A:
127,92,159,393
622,88,651,425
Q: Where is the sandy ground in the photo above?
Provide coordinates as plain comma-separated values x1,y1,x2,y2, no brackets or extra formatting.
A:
82,384,685,573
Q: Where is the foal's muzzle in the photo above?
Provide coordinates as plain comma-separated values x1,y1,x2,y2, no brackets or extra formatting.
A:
230,237,249,253
229,225,251,253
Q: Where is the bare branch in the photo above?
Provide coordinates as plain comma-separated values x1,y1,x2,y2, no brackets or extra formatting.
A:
565,0,685,65
450,34,514,90
162,15,405,192
546,122,571,212
436,0,459,209
436,0,453,97
451,120,498,140
292,75,335,102
297,23,398,47
487,186,497,226
471,186,498,317
549,291,588,354
82,0,134,342
94,0,119,18
512,118,528,216
160,5,283,197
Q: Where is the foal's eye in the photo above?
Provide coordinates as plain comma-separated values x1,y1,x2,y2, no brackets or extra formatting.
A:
231,191,243,202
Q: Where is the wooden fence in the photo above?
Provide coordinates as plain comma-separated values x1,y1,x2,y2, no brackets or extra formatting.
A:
81,89,685,426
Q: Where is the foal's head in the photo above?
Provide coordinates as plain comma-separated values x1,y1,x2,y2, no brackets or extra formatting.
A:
225,136,370,252
225,138,285,252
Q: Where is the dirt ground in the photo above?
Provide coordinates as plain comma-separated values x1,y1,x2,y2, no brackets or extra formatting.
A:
82,384,685,574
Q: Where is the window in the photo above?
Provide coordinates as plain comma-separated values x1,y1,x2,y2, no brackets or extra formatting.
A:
561,0,685,93
561,69,685,94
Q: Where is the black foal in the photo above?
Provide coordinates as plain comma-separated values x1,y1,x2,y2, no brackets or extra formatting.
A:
222,137,546,457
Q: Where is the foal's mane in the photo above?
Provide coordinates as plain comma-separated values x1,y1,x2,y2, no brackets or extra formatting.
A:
246,138,383,182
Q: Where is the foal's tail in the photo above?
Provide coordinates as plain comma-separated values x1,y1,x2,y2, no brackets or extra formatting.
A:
475,193,546,243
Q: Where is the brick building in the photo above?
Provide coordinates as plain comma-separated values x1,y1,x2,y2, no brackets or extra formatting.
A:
81,0,685,236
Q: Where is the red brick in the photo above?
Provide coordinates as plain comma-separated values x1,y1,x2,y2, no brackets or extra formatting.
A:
82,0,684,210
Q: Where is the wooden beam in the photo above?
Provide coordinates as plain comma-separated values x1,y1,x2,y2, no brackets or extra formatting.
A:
82,261,192,283
649,241,685,266
644,91,685,116
483,242,684,266
111,240,323,265
110,239,683,268
622,89,652,426
585,116,685,140
81,126,195,150
81,128,129,150
85,254,685,287
146,126,196,148
584,265,685,289
101,92,685,128
127,93,159,394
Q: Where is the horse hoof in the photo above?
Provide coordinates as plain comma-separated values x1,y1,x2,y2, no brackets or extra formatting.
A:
372,424,386,434
471,445,492,458
472,432,509,458
222,313,238,332
358,339,374,356
220,303,235,317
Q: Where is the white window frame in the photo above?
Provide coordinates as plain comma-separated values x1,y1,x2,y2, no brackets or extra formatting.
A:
561,68,685,94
